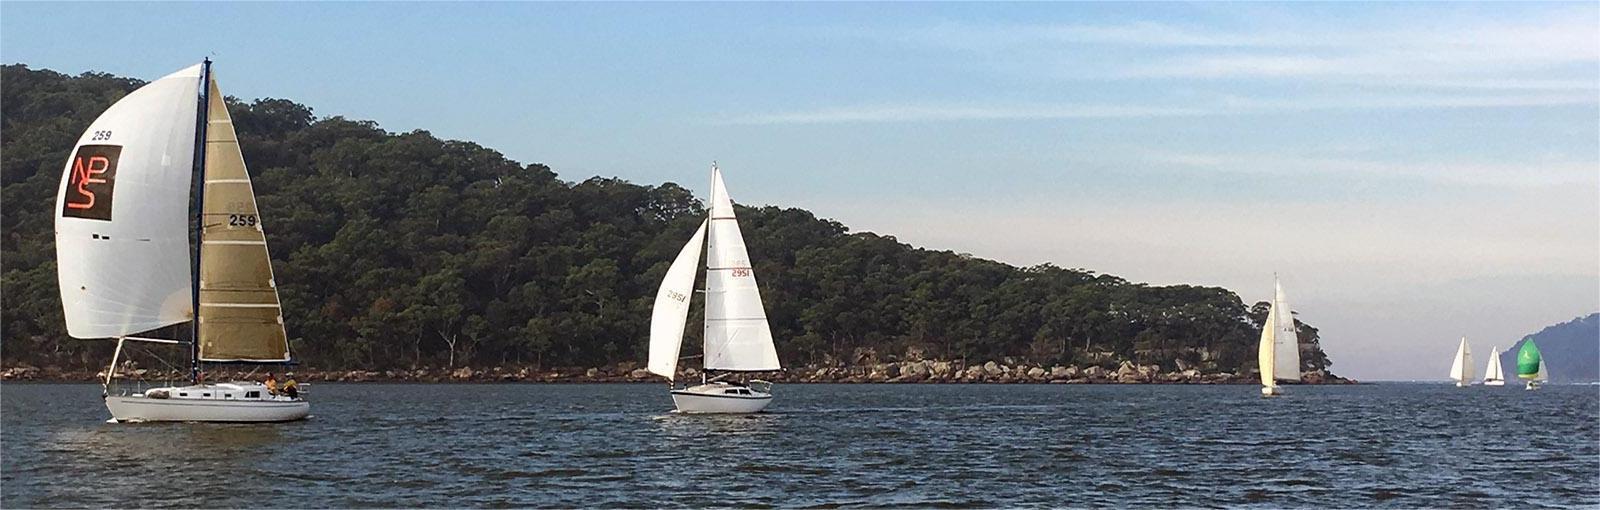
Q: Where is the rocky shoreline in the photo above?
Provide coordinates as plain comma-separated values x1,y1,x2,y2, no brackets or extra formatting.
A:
1,359,1356,385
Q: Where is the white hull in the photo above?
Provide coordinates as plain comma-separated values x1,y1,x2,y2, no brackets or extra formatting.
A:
1261,385,1282,397
1484,380,1505,386
105,383,308,423
1525,381,1543,391
671,382,772,414
1455,381,1470,387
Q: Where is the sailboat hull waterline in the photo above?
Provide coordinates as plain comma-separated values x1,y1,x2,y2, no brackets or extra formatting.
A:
670,382,773,414
105,383,307,423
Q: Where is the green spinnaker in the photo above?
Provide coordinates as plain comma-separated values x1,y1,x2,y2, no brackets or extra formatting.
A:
1516,340,1542,380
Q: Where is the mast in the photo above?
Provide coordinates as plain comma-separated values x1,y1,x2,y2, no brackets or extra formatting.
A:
189,58,212,384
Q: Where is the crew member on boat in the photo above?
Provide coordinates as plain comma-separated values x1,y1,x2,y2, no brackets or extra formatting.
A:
265,373,278,395
282,377,299,399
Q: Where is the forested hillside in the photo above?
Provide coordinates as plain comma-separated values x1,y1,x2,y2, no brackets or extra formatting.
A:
1,64,1334,375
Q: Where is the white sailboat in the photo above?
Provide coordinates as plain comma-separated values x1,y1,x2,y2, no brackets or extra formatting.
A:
55,61,308,423
1449,337,1475,387
1257,277,1301,397
648,164,781,413
1482,346,1505,386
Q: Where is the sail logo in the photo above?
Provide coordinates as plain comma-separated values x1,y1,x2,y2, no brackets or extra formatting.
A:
62,145,121,221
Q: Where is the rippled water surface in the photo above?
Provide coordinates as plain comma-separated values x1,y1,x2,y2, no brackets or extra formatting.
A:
3,383,1596,508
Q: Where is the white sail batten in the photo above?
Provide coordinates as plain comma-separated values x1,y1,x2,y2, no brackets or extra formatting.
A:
1270,280,1301,382
1449,337,1473,383
55,64,202,339
648,221,708,380
1484,346,1504,383
702,166,781,371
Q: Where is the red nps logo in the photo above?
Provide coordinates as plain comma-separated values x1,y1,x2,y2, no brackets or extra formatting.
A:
62,145,121,221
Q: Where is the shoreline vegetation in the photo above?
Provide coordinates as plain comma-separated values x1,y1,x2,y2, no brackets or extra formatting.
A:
5,65,1338,381
1,359,1355,385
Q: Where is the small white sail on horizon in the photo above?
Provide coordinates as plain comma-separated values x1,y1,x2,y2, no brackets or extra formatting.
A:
1258,277,1300,396
1483,346,1505,386
1449,337,1474,387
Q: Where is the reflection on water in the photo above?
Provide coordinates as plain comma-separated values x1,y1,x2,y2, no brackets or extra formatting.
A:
4,383,1597,508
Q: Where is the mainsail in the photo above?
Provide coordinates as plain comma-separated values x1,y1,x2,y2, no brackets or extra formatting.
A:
648,221,708,380
55,65,201,339
196,75,289,362
1449,337,1474,383
1516,340,1542,380
702,166,780,371
1483,346,1505,383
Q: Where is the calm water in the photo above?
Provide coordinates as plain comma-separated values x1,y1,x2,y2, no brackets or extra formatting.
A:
3,383,1596,508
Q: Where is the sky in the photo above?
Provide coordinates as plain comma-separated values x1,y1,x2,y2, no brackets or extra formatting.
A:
3,2,1596,380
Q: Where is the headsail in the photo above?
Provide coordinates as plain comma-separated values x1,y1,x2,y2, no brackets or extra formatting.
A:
1516,340,1542,380
1449,337,1474,383
195,74,290,362
1258,303,1278,388
648,221,708,380
55,64,202,339
702,165,781,371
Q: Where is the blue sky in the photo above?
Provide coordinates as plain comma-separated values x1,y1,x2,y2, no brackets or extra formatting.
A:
5,2,1596,379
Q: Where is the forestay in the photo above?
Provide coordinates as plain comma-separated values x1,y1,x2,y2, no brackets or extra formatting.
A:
55,65,201,339
196,75,290,362
702,167,781,371
648,220,707,380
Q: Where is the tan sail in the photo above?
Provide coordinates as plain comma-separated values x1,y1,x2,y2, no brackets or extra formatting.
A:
197,75,289,362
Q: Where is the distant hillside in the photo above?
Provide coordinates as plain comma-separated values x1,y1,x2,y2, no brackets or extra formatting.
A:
1,64,1335,375
1498,314,1599,383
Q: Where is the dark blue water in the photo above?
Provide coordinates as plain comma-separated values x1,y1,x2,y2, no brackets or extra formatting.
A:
3,383,1596,508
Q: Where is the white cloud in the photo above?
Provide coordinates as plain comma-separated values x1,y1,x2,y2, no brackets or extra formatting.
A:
716,91,1595,125
1145,151,1600,188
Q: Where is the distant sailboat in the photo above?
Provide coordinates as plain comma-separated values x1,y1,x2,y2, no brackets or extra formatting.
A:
1449,337,1474,387
55,61,308,422
1483,346,1506,386
647,164,781,413
1517,340,1546,391
1257,277,1301,397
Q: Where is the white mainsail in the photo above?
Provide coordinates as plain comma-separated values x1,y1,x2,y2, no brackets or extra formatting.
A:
648,220,708,380
55,65,202,339
1258,278,1301,390
1449,337,1474,384
1270,279,1300,382
1483,346,1505,383
702,166,780,371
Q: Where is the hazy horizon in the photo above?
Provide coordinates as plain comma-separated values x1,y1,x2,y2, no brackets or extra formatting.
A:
4,2,1595,380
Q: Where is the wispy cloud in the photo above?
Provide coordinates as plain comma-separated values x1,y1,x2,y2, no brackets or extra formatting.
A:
1145,151,1600,188
717,92,1594,125
832,7,1599,94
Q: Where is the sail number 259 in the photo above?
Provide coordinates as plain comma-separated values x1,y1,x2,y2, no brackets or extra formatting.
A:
228,214,258,227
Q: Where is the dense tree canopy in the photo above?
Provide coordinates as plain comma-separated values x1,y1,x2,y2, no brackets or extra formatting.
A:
1,64,1333,374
